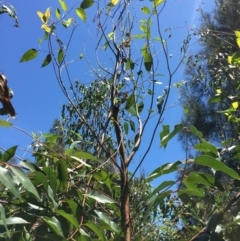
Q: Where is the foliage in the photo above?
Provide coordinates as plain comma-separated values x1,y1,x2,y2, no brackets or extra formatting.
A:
178,0,240,240
1,0,240,241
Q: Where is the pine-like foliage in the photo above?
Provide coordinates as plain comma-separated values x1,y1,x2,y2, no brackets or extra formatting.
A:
180,0,240,147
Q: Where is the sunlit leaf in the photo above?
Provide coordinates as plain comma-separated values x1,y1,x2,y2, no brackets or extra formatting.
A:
76,8,86,22
62,18,72,28
37,11,45,23
111,0,119,6
45,8,50,20
0,166,21,199
194,142,218,155
0,120,12,127
85,191,115,204
59,0,68,11
70,151,97,161
95,210,120,233
10,166,41,200
70,156,91,167
232,101,239,109
154,0,165,8
55,8,61,19
41,24,51,33
141,7,150,14
0,217,29,225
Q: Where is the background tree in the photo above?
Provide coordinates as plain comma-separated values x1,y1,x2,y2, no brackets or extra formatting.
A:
177,0,240,240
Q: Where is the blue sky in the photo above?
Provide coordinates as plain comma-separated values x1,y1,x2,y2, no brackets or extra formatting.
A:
0,0,214,180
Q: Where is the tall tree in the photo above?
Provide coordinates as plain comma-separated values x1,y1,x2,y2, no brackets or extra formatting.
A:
180,0,240,146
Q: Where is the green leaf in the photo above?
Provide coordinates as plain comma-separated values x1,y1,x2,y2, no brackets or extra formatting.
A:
221,138,232,147
208,94,221,103
43,216,64,236
137,102,144,113
70,151,97,161
55,8,61,19
183,105,189,114
76,8,86,22
85,191,115,204
59,0,68,11
124,122,129,135
154,190,172,204
80,0,94,9
190,125,203,141
0,166,21,199
35,171,48,192
20,49,38,62
0,217,29,225
178,188,205,197
85,222,105,240
79,230,91,241
205,211,223,232
57,161,68,185
160,124,183,148
0,120,12,127
147,161,181,182
150,181,175,197
66,200,78,215
94,210,120,233
125,94,135,110
58,49,64,64
141,6,150,14
0,204,9,236
48,185,58,208
160,125,169,142
141,45,152,71
129,120,135,132
10,166,41,200
20,160,43,172
154,0,165,8
62,18,72,28
2,145,17,162
195,155,240,179
125,58,134,70
41,53,52,67
132,34,146,39
194,142,218,155
43,234,67,241
55,210,79,228
184,172,215,187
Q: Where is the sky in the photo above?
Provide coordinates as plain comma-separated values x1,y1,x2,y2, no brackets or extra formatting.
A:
0,0,215,182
